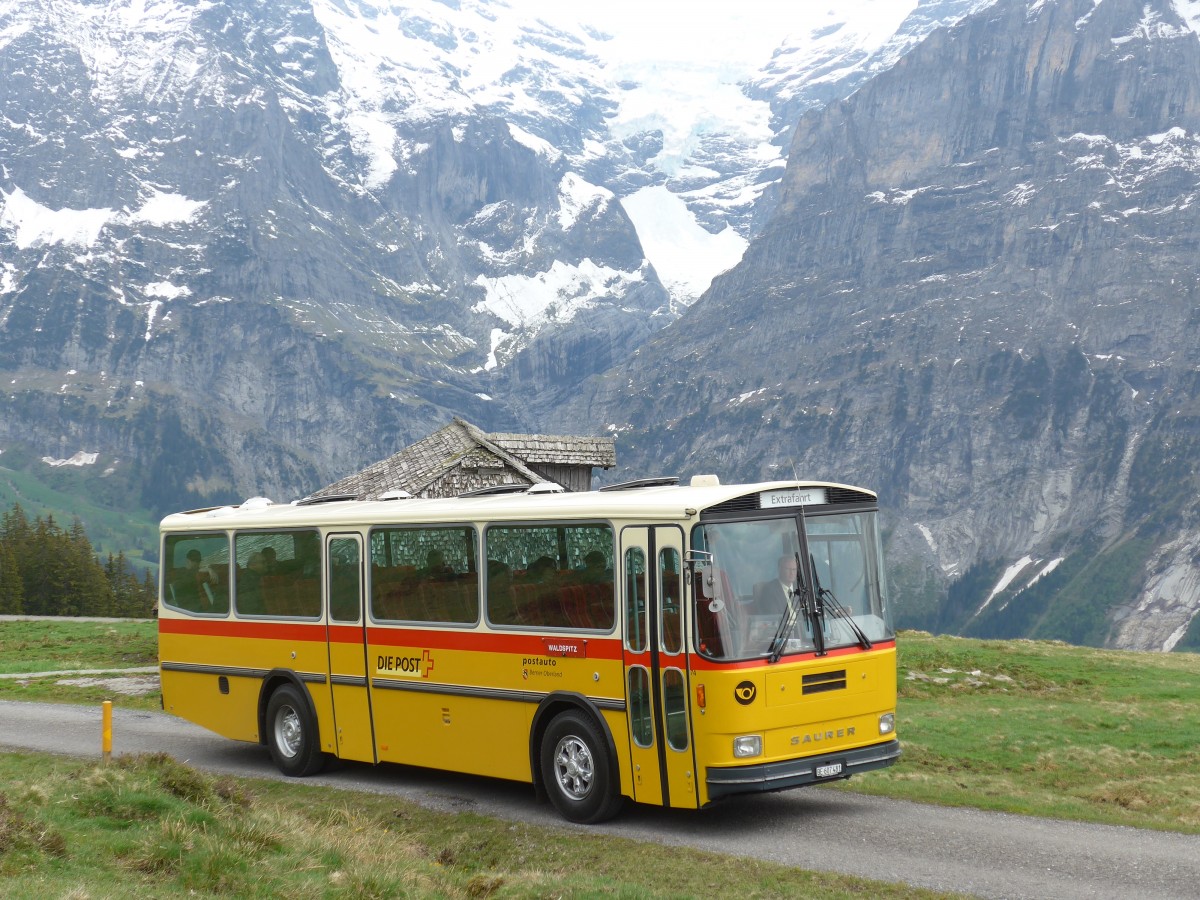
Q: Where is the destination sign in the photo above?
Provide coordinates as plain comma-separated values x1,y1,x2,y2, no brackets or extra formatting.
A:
761,487,827,508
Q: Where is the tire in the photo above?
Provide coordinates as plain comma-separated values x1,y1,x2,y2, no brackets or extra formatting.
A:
540,711,622,824
265,683,326,777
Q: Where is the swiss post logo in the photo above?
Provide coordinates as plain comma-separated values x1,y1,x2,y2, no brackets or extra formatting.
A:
376,650,435,679
734,681,757,705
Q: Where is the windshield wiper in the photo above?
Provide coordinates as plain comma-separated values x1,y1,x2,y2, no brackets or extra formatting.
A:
766,590,801,664
811,553,872,651
768,553,823,662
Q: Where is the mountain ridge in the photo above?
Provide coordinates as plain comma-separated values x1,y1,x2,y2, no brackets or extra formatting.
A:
545,0,1200,652
3,0,1199,651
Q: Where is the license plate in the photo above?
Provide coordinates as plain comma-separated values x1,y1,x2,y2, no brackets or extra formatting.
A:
815,763,843,778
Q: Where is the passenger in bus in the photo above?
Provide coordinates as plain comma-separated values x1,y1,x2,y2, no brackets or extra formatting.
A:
421,549,453,580
486,559,516,624
238,552,267,614
580,550,610,584
524,555,557,582
753,555,798,616
261,546,278,574
171,549,213,611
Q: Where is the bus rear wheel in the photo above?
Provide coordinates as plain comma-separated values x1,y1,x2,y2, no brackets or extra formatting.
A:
540,711,621,824
265,684,325,777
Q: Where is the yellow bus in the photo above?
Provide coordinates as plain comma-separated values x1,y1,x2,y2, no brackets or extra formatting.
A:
158,476,899,822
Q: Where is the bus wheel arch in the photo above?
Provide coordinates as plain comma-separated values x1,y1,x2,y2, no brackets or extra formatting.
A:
530,693,623,823
259,672,326,777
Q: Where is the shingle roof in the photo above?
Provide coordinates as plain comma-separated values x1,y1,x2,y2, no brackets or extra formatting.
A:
488,432,617,467
310,417,615,500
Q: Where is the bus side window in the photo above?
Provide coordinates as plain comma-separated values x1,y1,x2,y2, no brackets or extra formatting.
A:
369,526,478,624
483,523,614,631
234,530,321,618
163,533,229,615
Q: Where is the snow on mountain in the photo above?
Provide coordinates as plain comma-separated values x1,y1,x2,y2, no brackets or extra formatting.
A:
0,0,1026,385
751,1,999,147
620,186,746,305
1173,0,1200,32
297,0,1002,307
0,187,112,250
0,185,208,249
0,0,1010,319
749,2,923,103
15,0,216,103
577,0,1000,303
309,0,608,192
472,258,647,330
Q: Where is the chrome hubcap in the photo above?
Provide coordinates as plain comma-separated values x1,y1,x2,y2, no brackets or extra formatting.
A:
553,735,593,801
275,705,301,758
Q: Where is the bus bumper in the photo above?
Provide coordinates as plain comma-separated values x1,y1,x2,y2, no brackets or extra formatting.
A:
705,739,901,801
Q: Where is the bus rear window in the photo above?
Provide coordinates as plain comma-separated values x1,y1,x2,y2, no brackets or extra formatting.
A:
163,533,229,615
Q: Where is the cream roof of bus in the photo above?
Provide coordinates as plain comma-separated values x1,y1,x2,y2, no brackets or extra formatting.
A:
159,480,876,532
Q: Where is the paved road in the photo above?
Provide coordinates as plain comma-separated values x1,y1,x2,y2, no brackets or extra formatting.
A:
2,699,1197,899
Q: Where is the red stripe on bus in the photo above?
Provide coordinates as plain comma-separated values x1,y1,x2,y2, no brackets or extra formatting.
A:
158,617,320,642
687,639,896,671
159,617,625,659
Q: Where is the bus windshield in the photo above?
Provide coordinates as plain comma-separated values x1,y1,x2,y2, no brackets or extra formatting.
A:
691,510,893,661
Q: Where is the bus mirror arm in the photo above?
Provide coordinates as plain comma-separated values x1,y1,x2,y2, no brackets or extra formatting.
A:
683,549,713,586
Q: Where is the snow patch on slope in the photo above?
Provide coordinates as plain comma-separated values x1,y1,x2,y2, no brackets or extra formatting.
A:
128,189,207,226
621,186,746,304
978,556,1034,615
42,451,99,467
1,186,208,249
0,187,112,249
1172,0,1200,34
557,174,612,231
472,259,644,329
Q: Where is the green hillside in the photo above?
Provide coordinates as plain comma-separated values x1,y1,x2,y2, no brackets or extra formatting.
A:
0,461,160,573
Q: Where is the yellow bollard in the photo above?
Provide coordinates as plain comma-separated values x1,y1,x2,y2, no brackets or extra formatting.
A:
102,700,112,765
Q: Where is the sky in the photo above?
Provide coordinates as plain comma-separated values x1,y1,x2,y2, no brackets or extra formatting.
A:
516,0,922,72
521,0,808,66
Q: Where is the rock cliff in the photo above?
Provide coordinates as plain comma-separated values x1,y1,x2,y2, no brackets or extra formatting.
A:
546,0,1200,651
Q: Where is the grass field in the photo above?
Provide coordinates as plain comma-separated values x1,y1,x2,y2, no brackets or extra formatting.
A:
0,753,969,900
0,752,966,899
1,621,1197,831
852,631,1200,832
0,619,159,708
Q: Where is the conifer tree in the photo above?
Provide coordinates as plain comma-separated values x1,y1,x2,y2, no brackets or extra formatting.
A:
142,569,158,616
1,503,155,617
61,517,114,616
107,551,153,617
0,541,23,614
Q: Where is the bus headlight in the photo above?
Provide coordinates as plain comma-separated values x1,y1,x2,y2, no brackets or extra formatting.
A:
879,713,895,735
733,735,762,758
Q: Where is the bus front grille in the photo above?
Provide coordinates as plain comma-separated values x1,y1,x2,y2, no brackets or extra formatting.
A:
802,670,847,694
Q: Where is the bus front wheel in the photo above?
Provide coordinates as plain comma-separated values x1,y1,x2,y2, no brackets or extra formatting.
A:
265,684,325,777
540,711,621,824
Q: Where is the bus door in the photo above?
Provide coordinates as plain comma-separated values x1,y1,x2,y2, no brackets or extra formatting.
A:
620,525,697,808
325,533,376,763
